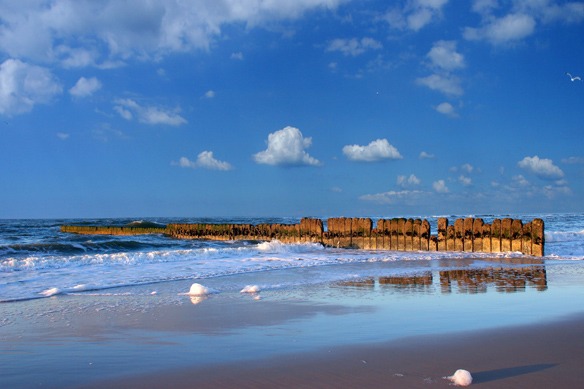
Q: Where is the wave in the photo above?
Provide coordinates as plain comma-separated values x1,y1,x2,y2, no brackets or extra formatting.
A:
545,230,584,243
0,239,166,256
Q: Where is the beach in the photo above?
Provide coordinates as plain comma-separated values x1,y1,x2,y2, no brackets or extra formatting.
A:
86,312,584,389
2,257,584,388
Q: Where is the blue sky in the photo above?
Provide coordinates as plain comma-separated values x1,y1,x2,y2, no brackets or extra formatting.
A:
1,0,583,219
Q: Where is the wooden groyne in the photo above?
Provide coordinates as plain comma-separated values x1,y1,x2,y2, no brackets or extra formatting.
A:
60,216,545,256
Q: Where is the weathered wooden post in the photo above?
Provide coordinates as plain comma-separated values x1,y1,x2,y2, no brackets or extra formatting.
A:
421,219,431,251
532,218,545,257
390,219,399,249
464,218,474,252
511,219,523,252
397,218,406,250
482,223,492,253
501,218,513,252
491,219,502,252
521,221,533,256
473,218,484,252
404,219,414,251
437,218,448,251
454,219,464,251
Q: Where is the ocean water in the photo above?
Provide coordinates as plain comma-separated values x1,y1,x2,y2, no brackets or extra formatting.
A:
1,214,584,388
1,213,583,303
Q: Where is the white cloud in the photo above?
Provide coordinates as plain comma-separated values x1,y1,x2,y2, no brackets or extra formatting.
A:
562,156,584,164
176,151,232,171
416,74,463,96
465,1,584,46
518,155,564,180
433,179,449,193
69,77,102,97
384,0,449,31
464,13,536,45
419,151,435,159
0,59,62,116
471,0,498,15
435,101,457,117
113,98,187,126
427,40,465,71
513,174,530,187
343,138,402,162
326,37,382,56
397,174,421,187
360,190,424,204
204,90,216,99
254,126,321,166
458,175,472,186
0,1,346,66
461,163,473,173
231,51,244,60
56,132,70,140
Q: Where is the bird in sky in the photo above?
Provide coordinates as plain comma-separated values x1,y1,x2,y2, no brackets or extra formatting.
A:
566,72,582,81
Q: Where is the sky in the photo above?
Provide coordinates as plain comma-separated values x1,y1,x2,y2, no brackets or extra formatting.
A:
1,0,584,219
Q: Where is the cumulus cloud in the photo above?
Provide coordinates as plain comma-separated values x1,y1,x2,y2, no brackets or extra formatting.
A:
0,0,345,66
433,179,449,193
416,74,463,96
0,59,62,116
69,77,102,97
254,126,321,166
397,174,421,187
464,0,584,46
458,175,472,186
419,151,435,159
518,155,564,180
326,37,382,56
204,90,216,99
464,13,536,44
342,139,402,162
384,0,449,31
113,98,187,126
427,40,465,71
175,151,232,171
435,101,457,117
418,40,466,97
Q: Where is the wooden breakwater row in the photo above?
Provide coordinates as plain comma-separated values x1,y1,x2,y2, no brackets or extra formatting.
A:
61,216,545,256
60,225,167,235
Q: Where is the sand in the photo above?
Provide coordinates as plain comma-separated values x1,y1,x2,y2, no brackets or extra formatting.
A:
2,259,583,388
80,313,584,388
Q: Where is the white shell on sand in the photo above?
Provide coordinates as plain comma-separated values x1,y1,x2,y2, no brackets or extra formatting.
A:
447,369,473,386
240,285,260,293
187,283,209,296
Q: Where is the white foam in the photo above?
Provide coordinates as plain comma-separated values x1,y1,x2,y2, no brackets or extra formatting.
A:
240,285,260,293
40,287,61,297
187,283,210,296
445,369,473,386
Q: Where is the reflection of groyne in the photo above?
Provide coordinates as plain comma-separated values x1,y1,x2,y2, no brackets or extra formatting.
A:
335,259,547,293
439,266,548,293
60,216,545,256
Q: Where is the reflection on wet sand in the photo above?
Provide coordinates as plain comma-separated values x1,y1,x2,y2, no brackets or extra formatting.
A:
439,266,547,293
337,258,547,294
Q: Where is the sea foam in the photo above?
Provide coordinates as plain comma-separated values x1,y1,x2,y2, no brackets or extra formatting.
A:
445,369,473,386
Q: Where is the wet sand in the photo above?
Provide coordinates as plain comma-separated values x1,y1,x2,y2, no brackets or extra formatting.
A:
3,258,583,388
82,312,584,388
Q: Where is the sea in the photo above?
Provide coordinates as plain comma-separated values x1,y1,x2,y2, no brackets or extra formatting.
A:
1,213,583,303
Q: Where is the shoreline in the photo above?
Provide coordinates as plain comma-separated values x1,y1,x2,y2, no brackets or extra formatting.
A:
80,312,584,388
2,258,583,388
